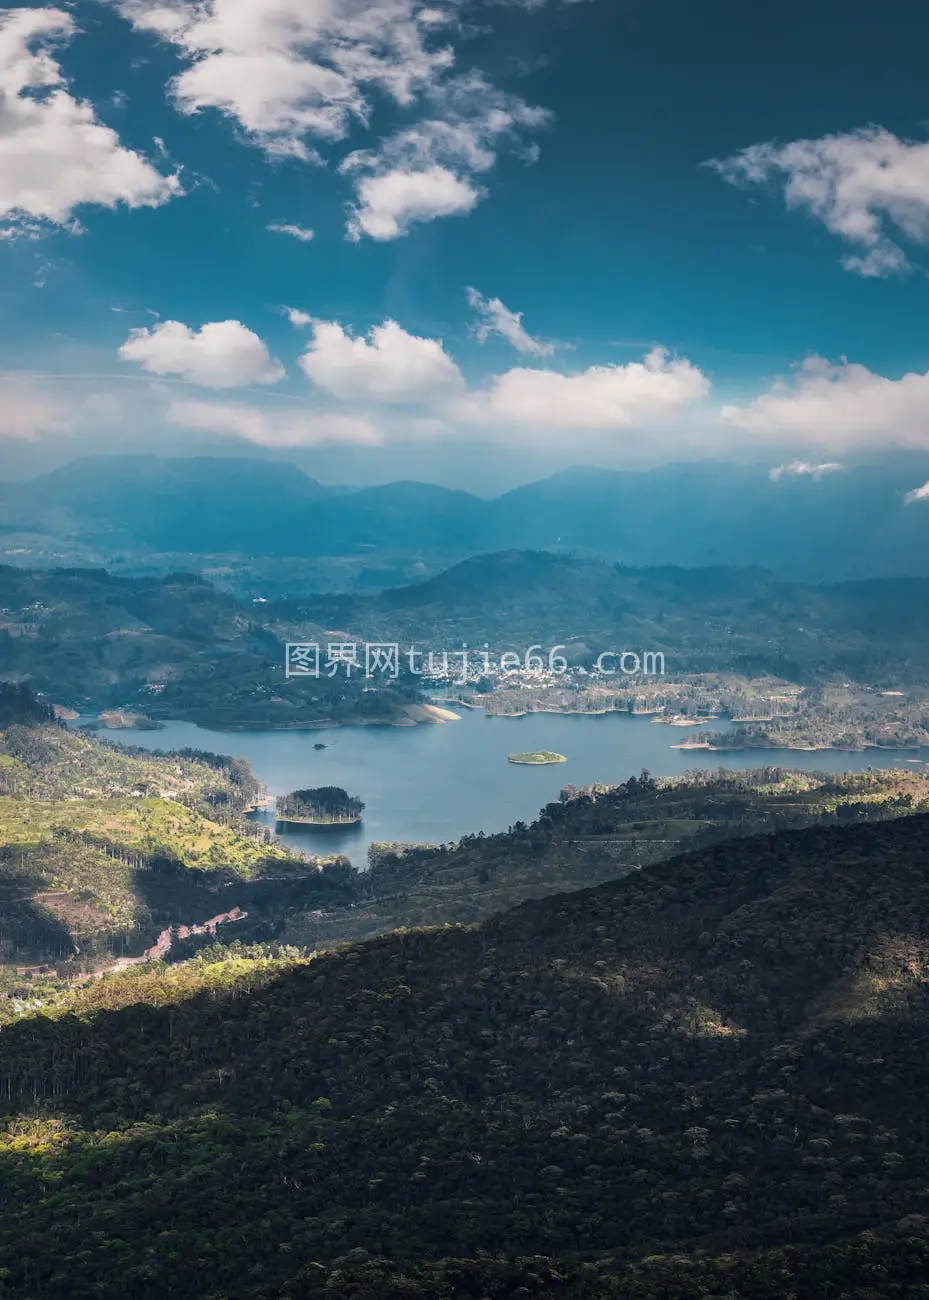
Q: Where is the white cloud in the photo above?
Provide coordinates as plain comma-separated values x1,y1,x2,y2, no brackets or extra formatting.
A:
721,355,929,449
769,459,843,480
904,481,929,504
166,399,380,447
109,0,458,160
0,7,179,231
285,307,313,327
341,74,551,239
267,222,314,241
119,320,286,389
708,126,929,277
460,347,710,430
346,164,480,240
299,318,465,403
110,2,556,236
466,287,554,356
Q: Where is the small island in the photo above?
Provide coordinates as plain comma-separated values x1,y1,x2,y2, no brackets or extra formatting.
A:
507,751,567,765
275,786,365,826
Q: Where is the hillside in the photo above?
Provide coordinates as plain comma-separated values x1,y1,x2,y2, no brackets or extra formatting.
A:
0,719,353,973
3,814,929,1295
0,565,425,728
7,742,929,983
285,765,929,948
285,548,929,685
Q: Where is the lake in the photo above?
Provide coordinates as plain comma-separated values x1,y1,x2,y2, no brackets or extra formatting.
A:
95,707,929,868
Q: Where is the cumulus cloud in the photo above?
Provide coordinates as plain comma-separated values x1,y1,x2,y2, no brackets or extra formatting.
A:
0,7,179,232
299,318,465,403
721,355,929,448
345,164,480,240
166,399,380,447
341,74,551,239
466,287,554,356
110,0,455,159
284,307,313,327
267,222,315,241
460,347,710,430
110,1,555,237
708,126,929,277
769,460,843,480
904,481,929,504
119,320,286,389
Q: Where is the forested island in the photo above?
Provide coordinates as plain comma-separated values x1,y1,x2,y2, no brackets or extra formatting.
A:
275,786,365,825
507,750,566,764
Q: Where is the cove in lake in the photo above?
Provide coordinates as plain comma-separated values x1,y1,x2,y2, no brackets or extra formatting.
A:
98,708,929,869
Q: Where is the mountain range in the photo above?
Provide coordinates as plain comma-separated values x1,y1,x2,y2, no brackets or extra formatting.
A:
8,452,929,582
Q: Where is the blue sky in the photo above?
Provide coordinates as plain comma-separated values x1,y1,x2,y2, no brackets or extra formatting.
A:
3,0,929,491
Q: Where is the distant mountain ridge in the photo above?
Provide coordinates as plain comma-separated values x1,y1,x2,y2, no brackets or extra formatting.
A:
7,451,929,580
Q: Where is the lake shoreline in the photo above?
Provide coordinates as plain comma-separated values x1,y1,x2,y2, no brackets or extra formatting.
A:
275,817,364,827
80,701,461,733
673,741,926,754
94,710,929,871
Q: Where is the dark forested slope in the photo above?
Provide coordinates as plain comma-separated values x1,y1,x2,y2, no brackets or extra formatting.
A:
3,815,929,1296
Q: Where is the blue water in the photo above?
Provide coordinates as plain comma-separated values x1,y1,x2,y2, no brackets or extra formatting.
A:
91,708,929,868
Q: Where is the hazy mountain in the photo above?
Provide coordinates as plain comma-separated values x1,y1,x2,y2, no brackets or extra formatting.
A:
483,458,929,579
3,456,483,559
2,455,326,554
299,480,485,553
7,452,929,580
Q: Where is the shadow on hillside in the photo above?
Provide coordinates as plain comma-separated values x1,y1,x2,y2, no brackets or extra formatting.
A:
0,861,79,963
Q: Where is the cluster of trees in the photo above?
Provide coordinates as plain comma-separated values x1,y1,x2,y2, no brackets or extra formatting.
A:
276,787,365,824
0,680,57,729
704,696,929,751
2,813,929,1295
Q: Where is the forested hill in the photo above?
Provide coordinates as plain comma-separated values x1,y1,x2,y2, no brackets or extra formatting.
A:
0,565,424,727
284,548,929,682
4,814,929,1296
